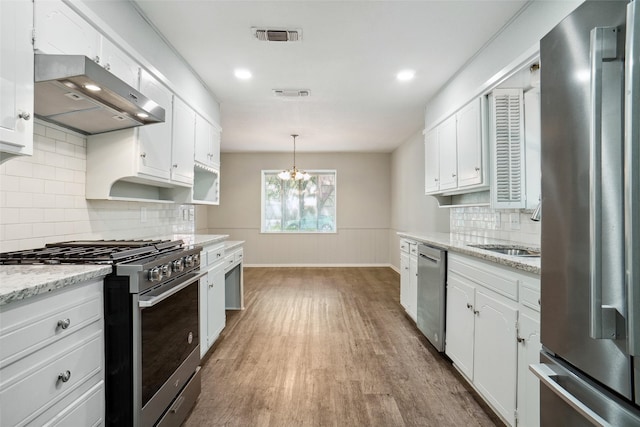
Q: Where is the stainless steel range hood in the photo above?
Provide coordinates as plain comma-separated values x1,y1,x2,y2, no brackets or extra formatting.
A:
34,55,165,135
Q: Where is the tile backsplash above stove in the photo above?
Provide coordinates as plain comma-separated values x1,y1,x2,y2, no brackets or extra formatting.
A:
0,121,195,252
450,206,540,246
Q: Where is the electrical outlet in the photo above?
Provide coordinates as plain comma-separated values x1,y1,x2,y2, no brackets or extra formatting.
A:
140,207,147,223
510,213,520,230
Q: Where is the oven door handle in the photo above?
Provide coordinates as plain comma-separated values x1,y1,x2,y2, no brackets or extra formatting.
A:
139,271,206,308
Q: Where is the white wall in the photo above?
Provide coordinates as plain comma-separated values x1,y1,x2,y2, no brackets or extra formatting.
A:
389,130,450,269
205,152,391,266
0,121,195,252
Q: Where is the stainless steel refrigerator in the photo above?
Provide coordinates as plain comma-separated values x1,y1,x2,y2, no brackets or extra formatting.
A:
530,0,640,425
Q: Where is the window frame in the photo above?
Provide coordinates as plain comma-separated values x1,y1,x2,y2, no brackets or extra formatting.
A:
260,169,337,234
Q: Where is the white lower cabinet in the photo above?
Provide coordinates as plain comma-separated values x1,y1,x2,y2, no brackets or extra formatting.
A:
0,279,105,427
445,253,540,427
399,240,418,321
199,242,226,358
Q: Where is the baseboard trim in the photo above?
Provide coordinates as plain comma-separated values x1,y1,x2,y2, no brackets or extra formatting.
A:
244,263,392,268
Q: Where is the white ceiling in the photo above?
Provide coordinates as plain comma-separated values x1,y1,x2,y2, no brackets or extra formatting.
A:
133,0,528,153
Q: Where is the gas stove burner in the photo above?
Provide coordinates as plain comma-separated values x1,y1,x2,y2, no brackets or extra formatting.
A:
0,239,185,265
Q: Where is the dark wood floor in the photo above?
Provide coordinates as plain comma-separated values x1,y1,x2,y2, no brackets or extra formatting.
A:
185,267,502,427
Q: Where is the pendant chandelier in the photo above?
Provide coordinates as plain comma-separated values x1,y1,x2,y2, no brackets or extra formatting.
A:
278,134,311,181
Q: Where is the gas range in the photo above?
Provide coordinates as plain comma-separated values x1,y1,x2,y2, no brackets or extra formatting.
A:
0,239,202,294
0,239,204,426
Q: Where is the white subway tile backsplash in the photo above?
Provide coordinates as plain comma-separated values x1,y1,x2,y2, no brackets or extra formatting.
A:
45,126,67,141
1,121,195,250
450,206,540,246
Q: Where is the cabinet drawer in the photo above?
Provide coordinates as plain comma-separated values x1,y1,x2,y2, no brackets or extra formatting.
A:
225,255,235,270
234,249,243,263
204,243,225,267
520,282,541,312
42,381,104,427
400,240,410,253
0,280,102,366
448,254,518,301
0,326,103,427
409,243,418,256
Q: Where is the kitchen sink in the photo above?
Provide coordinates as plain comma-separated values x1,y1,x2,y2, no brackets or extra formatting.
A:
468,244,541,257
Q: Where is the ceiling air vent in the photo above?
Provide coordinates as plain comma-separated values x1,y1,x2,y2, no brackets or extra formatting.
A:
273,89,310,98
252,27,302,42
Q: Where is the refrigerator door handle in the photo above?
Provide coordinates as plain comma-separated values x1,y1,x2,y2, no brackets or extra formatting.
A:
530,363,611,427
625,0,640,355
589,26,619,340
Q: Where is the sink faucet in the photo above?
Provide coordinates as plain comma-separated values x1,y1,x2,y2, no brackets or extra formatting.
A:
531,197,541,222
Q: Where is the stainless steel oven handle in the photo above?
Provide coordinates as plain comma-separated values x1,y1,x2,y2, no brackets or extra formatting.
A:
419,253,439,263
139,271,206,308
530,363,611,427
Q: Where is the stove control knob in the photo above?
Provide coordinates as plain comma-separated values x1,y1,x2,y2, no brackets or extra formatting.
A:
172,258,184,272
184,255,194,268
162,263,172,278
193,253,200,266
148,267,161,282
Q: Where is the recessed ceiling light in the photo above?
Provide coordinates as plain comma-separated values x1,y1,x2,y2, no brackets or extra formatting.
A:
234,69,252,80
396,70,415,82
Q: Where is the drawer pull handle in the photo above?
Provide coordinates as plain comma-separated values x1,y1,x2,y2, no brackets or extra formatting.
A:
58,370,71,383
57,318,71,329
466,303,473,310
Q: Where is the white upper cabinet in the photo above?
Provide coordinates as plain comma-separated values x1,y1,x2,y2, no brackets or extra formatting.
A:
171,97,195,185
438,115,458,191
490,88,526,208
34,0,99,57
0,0,34,159
98,37,140,89
195,114,221,169
424,128,439,194
456,98,485,188
34,1,139,89
424,97,488,197
137,70,173,180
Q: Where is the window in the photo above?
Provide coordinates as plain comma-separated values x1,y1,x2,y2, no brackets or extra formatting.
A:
261,170,336,233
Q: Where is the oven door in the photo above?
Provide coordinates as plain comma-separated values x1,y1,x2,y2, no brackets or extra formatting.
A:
139,270,205,427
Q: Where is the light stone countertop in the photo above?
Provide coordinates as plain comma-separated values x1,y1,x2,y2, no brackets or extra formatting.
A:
397,231,540,275
225,240,244,252
155,233,229,248
0,264,112,306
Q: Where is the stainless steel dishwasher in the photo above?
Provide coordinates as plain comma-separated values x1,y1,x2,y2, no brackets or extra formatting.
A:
417,244,447,352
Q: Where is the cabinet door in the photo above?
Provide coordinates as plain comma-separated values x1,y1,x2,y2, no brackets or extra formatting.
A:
207,263,226,348
171,97,195,185
400,252,410,313
0,0,33,155
517,311,541,427
438,115,457,191
99,37,140,89
138,70,172,180
456,98,484,188
194,114,213,166
34,0,100,57
445,274,475,379
211,127,221,167
408,245,418,322
474,290,518,426
424,128,439,194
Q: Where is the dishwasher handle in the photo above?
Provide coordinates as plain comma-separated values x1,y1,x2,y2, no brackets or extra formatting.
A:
419,253,440,264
